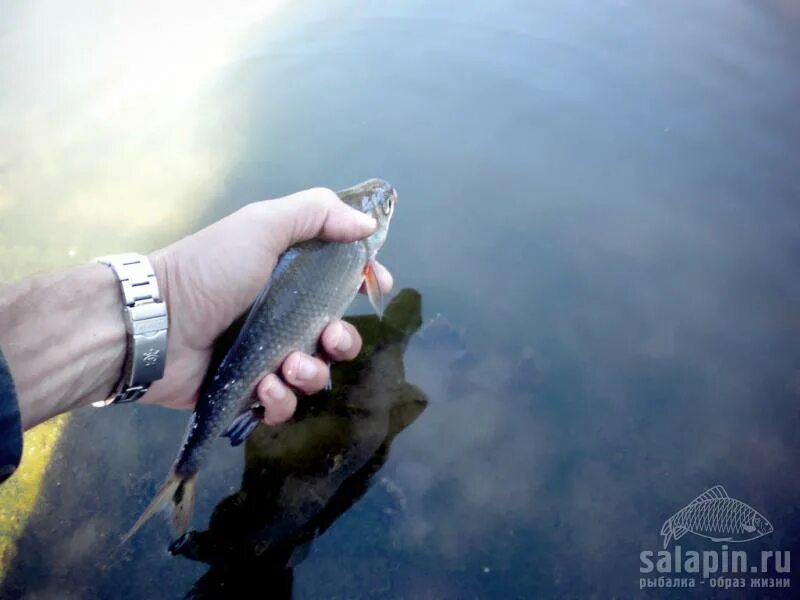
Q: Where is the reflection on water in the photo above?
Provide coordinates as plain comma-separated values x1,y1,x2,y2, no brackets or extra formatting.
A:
175,289,426,597
2,0,800,597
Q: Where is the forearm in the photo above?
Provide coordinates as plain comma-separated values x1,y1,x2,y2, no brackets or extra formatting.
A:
0,263,126,429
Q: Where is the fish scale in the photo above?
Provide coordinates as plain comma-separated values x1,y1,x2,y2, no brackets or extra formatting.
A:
677,499,752,535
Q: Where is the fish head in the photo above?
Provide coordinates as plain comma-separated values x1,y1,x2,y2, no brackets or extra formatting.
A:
337,178,397,253
751,511,774,537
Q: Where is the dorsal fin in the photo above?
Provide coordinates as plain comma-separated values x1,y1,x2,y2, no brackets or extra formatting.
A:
688,485,728,506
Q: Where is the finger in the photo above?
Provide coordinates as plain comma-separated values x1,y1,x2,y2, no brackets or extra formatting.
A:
358,260,393,295
281,352,331,394
257,187,377,252
320,320,363,361
256,373,298,425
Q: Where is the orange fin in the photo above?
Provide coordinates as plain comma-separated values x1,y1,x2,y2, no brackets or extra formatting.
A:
363,260,383,318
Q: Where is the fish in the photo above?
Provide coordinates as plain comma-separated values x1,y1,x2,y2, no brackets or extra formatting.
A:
123,178,398,545
660,485,773,548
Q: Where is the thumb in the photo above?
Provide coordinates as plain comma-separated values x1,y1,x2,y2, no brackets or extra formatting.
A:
257,187,377,252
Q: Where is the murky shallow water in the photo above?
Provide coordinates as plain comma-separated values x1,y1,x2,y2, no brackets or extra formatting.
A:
2,0,799,597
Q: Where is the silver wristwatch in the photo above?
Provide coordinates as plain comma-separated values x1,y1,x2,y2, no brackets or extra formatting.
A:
92,253,169,407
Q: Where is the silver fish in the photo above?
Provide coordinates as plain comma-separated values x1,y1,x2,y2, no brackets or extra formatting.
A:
123,178,397,544
660,485,773,548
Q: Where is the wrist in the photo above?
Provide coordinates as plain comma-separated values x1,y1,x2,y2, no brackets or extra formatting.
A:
78,263,129,407
93,253,169,406
148,251,171,311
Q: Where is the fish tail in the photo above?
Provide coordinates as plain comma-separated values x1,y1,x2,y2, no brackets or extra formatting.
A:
121,469,198,544
660,518,673,549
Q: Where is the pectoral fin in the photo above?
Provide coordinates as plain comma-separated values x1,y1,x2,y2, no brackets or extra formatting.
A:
363,260,383,318
222,408,261,447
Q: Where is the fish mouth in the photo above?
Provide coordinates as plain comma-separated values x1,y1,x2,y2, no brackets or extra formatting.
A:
387,185,398,203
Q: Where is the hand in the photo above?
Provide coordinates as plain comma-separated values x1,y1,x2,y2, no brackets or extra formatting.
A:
145,187,393,425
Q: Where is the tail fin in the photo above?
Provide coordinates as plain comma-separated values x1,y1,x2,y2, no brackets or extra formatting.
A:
121,470,198,544
660,518,673,549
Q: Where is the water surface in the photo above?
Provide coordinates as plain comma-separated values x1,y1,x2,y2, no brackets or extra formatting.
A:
1,0,799,597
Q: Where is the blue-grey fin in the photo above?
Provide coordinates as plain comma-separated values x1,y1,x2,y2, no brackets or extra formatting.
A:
219,248,300,370
222,409,261,447
687,485,728,506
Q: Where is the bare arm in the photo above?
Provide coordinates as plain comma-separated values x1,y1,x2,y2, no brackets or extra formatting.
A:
0,263,125,429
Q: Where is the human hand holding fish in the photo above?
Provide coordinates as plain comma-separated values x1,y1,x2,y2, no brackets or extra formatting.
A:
0,185,392,431
124,179,397,544
144,186,394,424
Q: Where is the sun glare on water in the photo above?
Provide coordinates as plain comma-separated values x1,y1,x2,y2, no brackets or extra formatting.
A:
0,0,290,574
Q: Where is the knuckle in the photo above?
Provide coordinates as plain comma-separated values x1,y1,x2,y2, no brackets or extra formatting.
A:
305,187,339,207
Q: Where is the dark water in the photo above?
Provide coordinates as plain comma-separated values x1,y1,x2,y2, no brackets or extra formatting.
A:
3,0,800,597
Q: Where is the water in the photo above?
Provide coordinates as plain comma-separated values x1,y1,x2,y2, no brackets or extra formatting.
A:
1,0,799,597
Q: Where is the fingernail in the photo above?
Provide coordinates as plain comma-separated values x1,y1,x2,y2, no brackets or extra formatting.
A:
293,356,317,381
334,324,352,353
265,374,286,399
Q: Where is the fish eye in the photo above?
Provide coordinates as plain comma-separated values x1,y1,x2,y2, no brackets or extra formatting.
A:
382,197,394,215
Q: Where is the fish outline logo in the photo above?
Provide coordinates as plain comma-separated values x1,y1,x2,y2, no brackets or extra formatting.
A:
660,485,773,549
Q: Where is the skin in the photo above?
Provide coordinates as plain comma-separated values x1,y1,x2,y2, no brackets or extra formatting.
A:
0,187,393,430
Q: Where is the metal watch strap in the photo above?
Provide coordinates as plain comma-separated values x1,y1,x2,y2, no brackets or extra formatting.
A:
92,253,168,407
